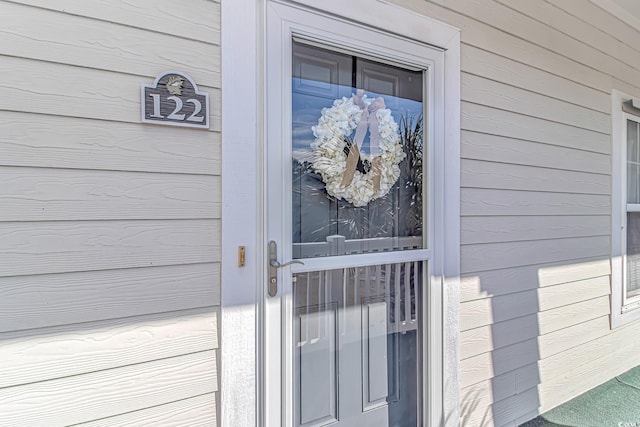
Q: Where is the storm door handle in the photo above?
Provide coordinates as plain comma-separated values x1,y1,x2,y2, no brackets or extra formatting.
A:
267,240,304,297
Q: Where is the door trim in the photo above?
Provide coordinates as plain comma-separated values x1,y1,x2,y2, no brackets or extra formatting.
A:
221,1,460,426
220,0,264,426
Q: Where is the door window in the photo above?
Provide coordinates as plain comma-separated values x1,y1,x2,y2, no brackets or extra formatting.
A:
292,41,424,259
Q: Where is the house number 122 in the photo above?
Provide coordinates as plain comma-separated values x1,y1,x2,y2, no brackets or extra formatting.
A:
148,94,204,123
141,71,210,129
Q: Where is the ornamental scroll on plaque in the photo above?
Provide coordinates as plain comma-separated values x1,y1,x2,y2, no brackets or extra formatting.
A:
141,71,209,129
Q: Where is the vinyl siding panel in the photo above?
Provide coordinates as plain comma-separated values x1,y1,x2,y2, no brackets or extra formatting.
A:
461,215,610,244
461,73,611,134
0,220,219,277
461,189,611,216
0,0,220,424
0,264,219,332
461,236,609,274
460,278,610,332
0,309,218,389
447,0,640,88
0,167,220,221
460,45,611,113
460,314,612,362
0,56,221,130
0,350,217,426
386,0,640,425
548,0,640,51
75,393,218,427
6,0,220,43
0,112,221,174
461,160,610,194
0,1,220,87
462,131,611,174
537,322,640,407
393,0,612,90
462,102,610,154
460,257,611,302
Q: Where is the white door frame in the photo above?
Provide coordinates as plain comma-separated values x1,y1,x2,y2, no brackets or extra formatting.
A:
221,1,460,426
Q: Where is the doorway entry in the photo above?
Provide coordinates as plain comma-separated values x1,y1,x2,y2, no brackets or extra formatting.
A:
263,3,456,426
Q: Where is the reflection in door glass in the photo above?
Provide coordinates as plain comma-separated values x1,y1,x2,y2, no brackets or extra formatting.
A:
292,41,424,259
293,262,422,427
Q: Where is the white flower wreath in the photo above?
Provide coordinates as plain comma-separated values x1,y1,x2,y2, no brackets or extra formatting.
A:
311,90,406,207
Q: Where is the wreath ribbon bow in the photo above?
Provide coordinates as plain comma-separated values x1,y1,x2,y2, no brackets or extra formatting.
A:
340,90,386,192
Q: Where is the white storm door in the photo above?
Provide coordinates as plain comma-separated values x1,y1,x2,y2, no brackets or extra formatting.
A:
265,3,445,426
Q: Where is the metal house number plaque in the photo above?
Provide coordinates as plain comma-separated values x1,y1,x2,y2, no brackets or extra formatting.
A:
141,71,209,129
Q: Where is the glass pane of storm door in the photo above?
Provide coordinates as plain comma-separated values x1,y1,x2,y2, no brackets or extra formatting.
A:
291,41,424,259
293,263,422,427
290,41,425,427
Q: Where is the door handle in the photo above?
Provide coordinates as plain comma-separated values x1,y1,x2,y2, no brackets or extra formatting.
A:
268,240,304,297
269,259,305,268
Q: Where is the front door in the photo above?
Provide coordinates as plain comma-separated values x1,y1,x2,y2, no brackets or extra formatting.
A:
264,3,444,426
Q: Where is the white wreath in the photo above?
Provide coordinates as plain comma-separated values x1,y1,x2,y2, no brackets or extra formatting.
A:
311,90,406,207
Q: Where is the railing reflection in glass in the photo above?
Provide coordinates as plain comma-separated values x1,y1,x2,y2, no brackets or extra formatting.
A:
293,261,423,427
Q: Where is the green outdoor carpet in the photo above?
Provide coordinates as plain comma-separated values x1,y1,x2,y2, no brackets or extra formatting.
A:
520,365,640,427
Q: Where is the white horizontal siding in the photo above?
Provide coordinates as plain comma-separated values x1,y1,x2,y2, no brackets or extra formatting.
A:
462,102,610,153
387,0,640,424
0,219,219,277
462,388,539,427
0,1,220,87
460,338,540,390
461,188,610,216
549,0,640,52
7,0,220,45
460,276,610,333
462,73,610,134
462,236,609,273
0,112,221,174
537,316,611,359
462,130,611,174
399,0,611,90
499,0,640,72
461,215,609,244
0,55,221,130
536,321,640,410
460,364,541,426
460,258,611,301
0,167,220,221
0,309,217,389
462,160,610,194
447,0,640,89
0,350,217,427
460,314,613,362
460,45,611,113
76,393,218,427
0,0,221,424
0,264,219,332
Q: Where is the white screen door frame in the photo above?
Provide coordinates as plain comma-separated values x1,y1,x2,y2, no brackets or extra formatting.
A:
221,1,460,426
